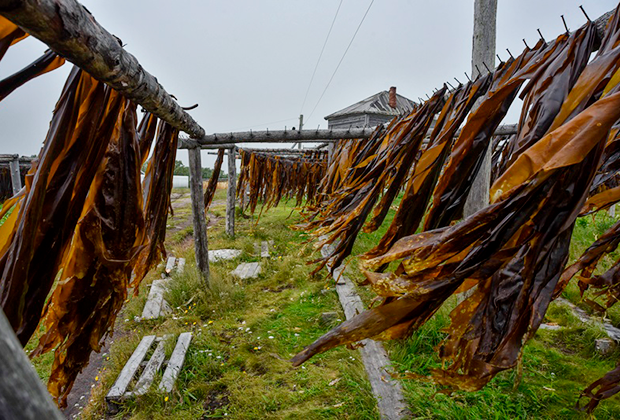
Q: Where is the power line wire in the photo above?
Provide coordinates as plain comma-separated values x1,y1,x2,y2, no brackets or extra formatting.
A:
299,0,344,115
307,0,375,121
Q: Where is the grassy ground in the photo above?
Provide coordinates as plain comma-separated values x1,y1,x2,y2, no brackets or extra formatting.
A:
344,204,620,419
73,189,378,419
25,189,620,419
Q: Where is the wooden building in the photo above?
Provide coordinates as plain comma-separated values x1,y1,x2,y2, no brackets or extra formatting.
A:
324,86,417,129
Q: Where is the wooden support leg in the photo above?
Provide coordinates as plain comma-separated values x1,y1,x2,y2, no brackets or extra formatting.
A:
9,156,21,195
226,147,236,237
0,307,63,419
188,147,210,285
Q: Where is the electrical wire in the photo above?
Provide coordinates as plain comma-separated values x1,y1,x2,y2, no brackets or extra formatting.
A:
299,0,344,115
232,117,298,131
307,0,375,121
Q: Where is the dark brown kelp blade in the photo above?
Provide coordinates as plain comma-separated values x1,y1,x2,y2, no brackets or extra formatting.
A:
294,88,620,393
32,101,144,408
424,37,569,230
133,121,179,287
204,148,225,210
0,49,65,102
0,67,122,345
363,75,492,260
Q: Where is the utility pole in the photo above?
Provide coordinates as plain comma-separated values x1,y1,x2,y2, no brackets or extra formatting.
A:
298,114,304,149
463,0,497,217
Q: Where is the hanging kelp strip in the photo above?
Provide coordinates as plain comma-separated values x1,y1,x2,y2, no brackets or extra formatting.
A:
424,35,573,230
293,45,620,413
304,88,446,273
0,49,65,102
133,121,179,287
0,67,124,345
494,22,596,174
31,101,144,408
237,149,327,217
363,75,492,261
137,111,158,165
204,148,225,211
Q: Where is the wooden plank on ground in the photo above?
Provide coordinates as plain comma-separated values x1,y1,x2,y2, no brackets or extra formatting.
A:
320,238,409,420
260,241,270,258
231,262,261,279
177,258,186,274
141,280,168,320
165,257,177,274
130,336,171,396
159,332,193,392
106,335,156,407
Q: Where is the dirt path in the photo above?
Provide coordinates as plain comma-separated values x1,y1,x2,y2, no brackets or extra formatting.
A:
62,340,111,419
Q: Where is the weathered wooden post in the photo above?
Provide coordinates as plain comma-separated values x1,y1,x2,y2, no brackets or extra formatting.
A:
187,147,210,285
9,155,21,194
226,146,236,237
463,0,497,216
0,307,63,419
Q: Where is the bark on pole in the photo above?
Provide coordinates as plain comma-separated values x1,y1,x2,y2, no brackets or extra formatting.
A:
0,307,63,420
188,148,210,285
464,0,497,217
226,147,236,237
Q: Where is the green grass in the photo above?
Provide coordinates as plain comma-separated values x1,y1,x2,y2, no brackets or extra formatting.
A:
76,191,378,419
27,189,620,419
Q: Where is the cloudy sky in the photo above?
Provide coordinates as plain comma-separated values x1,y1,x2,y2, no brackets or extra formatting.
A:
0,0,617,168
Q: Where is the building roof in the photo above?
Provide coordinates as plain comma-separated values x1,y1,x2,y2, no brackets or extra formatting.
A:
324,90,417,120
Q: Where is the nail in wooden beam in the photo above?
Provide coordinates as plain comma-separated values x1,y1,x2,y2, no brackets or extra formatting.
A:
0,307,63,419
226,147,236,237
9,156,21,194
187,147,210,285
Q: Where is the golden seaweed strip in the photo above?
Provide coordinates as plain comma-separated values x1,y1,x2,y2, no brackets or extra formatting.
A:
32,100,143,408
363,75,492,261
293,88,620,394
133,121,179,287
204,148,225,210
424,36,569,230
305,88,446,273
0,67,122,344
496,22,596,173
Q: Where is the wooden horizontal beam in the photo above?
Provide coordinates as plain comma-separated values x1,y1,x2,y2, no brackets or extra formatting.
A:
179,122,520,149
183,128,376,147
0,0,206,138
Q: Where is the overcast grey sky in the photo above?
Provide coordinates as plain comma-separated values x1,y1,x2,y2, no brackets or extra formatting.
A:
0,0,617,168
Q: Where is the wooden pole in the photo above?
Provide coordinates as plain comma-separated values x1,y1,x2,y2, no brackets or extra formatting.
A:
189,127,375,146
226,147,236,237
0,0,205,138
8,156,21,194
463,0,497,217
187,148,210,285
0,307,63,420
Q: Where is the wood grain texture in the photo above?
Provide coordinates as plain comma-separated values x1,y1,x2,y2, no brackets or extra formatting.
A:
188,148,210,285
0,308,63,420
226,147,236,237
159,332,192,393
106,335,156,400
319,239,409,420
